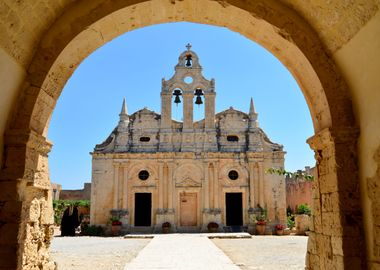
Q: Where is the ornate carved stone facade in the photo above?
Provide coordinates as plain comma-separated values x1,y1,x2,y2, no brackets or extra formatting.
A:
90,45,286,232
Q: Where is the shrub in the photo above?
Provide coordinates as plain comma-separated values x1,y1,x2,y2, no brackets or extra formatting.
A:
81,224,104,236
296,203,311,216
52,199,90,225
287,215,295,229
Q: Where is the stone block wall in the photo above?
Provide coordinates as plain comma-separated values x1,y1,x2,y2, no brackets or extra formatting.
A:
59,183,91,200
285,167,315,213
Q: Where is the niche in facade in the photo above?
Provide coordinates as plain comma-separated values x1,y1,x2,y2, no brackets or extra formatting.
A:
227,135,239,142
139,136,150,142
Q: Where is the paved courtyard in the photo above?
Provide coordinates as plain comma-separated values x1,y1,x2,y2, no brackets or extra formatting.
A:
50,234,308,270
212,236,308,270
50,236,150,270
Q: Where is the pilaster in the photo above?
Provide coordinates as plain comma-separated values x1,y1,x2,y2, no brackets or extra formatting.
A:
113,163,119,209
182,92,193,130
204,92,215,129
249,162,255,209
160,92,172,129
0,129,54,269
258,162,265,207
306,127,364,269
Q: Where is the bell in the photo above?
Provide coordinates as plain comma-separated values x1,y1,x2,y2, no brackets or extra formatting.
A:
195,96,203,105
173,89,182,96
195,88,203,96
185,55,192,67
174,95,181,104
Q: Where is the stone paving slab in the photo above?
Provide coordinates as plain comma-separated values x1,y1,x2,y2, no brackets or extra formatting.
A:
123,234,241,270
213,236,308,270
123,232,251,239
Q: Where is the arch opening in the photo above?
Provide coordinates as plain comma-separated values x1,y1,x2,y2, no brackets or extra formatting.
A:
0,0,364,269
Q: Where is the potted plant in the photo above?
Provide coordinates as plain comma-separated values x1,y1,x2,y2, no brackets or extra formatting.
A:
110,217,122,236
255,214,267,235
275,224,285,235
162,222,171,233
207,222,219,233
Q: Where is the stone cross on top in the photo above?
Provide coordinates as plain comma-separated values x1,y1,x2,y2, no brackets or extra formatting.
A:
186,43,192,51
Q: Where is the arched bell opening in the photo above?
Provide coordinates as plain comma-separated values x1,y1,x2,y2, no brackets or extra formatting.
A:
172,88,184,122
193,88,205,122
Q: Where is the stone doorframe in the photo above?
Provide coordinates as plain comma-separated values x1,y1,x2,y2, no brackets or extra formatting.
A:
0,0,365,269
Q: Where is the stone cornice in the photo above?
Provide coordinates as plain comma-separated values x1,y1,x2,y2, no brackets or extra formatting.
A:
5,129,52,156
92,150,285,160
307,127,359,151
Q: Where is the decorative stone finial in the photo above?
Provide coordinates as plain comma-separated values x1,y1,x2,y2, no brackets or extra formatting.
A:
119,98,129,124
186,43,192,51
249,97,256,115
120,98,128,115
249,97,258,128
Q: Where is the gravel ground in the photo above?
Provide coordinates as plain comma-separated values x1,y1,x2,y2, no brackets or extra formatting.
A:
50,236,150,270
212,236,308,270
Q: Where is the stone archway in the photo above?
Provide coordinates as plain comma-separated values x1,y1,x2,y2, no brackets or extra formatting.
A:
0,0,364,269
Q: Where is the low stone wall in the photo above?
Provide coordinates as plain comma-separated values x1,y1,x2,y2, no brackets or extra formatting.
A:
59,183,91,200
295,214,310,235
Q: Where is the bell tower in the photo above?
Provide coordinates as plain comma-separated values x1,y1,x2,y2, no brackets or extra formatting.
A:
160,44,217,152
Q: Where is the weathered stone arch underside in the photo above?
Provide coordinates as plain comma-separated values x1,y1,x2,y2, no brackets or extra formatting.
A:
0,0,365,269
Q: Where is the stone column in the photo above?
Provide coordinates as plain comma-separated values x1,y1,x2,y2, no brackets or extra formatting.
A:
117,165,124,209
306,127,365,269
163,163,168,209
204,162,210,210
113,163,119,209
122,164,129,209
168,163,173,210
254,163,260,207
209,163,214,208
158,162,164,209
258,162,265,207
249,162,255,209
213,163,219,208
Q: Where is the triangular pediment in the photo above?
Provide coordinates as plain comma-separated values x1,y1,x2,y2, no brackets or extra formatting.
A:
176,177,202,187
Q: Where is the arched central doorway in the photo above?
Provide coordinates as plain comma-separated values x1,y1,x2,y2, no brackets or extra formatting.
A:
0,0,364,269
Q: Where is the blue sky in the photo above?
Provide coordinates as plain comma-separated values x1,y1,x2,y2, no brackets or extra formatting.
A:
48,22,315,189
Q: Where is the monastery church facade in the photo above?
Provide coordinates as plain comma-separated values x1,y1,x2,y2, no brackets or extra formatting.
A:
90,45,286,232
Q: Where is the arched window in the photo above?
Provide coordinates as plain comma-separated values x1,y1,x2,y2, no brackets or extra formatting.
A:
172,89,183,121
193,88,204,121
185,54,192,67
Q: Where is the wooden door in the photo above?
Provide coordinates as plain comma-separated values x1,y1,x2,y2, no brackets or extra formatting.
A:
180,193,197,226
